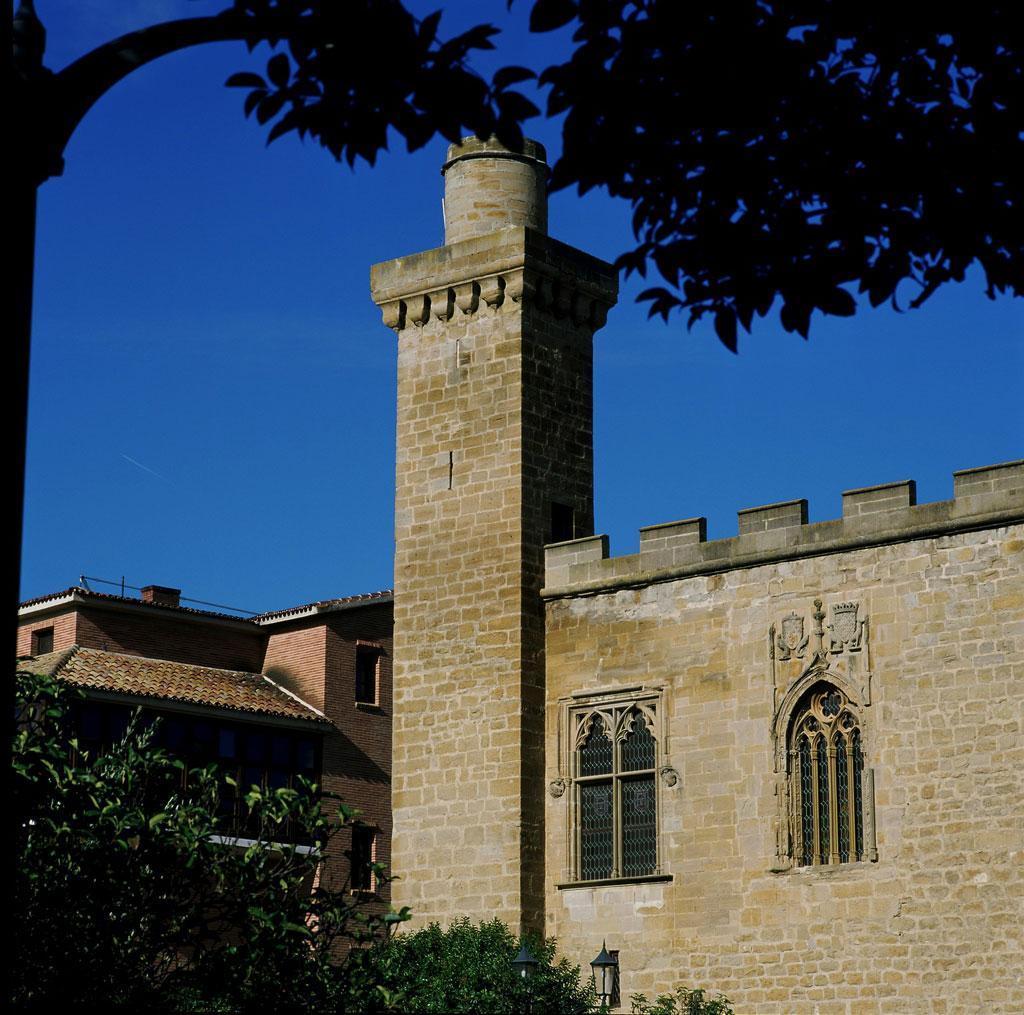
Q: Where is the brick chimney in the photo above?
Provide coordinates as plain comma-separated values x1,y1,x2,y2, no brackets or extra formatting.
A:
140,585,181,608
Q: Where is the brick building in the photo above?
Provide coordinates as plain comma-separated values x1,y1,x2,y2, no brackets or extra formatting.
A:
17,582,393,903
19,136,1024,1012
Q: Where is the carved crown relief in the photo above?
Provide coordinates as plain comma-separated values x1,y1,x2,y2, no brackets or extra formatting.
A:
829,601,865,653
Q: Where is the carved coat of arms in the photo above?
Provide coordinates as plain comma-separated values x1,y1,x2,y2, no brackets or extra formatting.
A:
829,601,864,652
775,611,808,661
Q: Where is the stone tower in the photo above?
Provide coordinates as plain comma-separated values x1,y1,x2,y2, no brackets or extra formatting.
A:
371,137,617,933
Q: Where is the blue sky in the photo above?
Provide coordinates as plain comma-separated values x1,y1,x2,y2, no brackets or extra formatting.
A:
22,0,1023,613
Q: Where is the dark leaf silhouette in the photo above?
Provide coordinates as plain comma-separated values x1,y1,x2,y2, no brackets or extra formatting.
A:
529,0,578,33
817,288,857,317
255,90,286,125
225,71,265,88
714,309,738,353
222,1,518,174
243,89,266,118
266,51,289,87
493,65,536,89
527,0,1024,347
172,0,1024,351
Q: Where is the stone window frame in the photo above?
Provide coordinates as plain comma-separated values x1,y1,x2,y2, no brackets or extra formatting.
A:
770,665,879,871
554,685,675,889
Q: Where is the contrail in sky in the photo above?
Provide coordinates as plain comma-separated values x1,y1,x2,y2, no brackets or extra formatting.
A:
120,453,170,483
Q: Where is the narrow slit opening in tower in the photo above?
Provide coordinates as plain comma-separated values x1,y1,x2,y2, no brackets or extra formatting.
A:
551,502,576,543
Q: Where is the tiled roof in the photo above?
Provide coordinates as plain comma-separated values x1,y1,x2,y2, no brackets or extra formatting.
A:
18,586,258,624
254,589,393,623
18,646,327,725
19,585,394,626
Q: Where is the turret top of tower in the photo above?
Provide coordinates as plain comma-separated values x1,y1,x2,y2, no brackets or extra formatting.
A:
441,135,548,244
442,134,547,167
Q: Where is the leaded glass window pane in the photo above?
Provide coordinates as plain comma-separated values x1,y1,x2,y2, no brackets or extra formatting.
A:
621,714,656,772
853,729,865,861
836,733,850,863
799,738,813,866
580,781,614,880
578,719,612,776
621,776,657,877
816,737,830,865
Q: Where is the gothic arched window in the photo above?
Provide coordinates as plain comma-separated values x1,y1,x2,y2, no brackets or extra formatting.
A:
574,705,659,881
789,683,866,866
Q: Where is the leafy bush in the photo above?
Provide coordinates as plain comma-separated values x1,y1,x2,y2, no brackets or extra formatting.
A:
12,667,402,1010
630,986,734,1015
342,917,596,1014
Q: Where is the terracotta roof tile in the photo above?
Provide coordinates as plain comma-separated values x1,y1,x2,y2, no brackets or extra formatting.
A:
18,646,327,725
254,589,393,623
19,585,393,626
18,586,258,623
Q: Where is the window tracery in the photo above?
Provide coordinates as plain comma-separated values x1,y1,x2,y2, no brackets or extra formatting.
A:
789,683,866,866
572,702,659,881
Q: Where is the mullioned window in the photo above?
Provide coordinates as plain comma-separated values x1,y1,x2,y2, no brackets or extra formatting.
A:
789,683,866,866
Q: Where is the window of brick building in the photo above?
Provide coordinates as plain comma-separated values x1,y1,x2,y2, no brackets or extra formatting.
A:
355,646,380,705
211,721,319,840
32,627,54,655
789,683,867,866
75,701,131,750
70,701,320,842
571,699,661,882
350,824,376,891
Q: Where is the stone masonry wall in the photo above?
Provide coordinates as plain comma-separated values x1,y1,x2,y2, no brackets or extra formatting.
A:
385,291,534,928
372,144,616,932
543,465,1024,1014
442,136,547,243
374,269,608,930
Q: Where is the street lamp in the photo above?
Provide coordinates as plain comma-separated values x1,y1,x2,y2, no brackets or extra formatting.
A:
590,941,619,1011
511,941,539,1014
512,941,539,980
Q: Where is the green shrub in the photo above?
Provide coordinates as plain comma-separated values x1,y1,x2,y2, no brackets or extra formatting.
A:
630,986,734,1015
342,917,596,1014
12,667,402,1010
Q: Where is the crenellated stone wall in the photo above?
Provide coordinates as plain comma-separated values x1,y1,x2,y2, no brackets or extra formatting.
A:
545,460,1024,594
543,461,1024,1013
